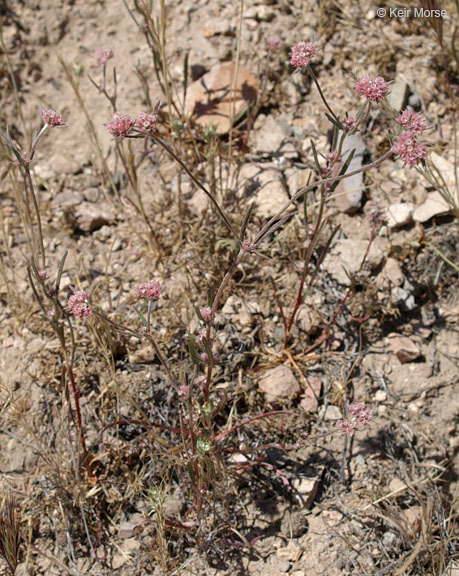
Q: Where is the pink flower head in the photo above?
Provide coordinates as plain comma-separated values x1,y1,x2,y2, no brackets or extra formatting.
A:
336,418,357,437
349,402,373,426
201,351,218,364
337,402,373,437
136,279,162,300
392,131,427,166
342,117,357,133
94,47,114,67
135,112,158,133
68,290,93,323
355,76,388,102
42,108,65,127
38,270,49,281
396,109,426,134
106,112,134,137
290,41,317,69
199,306,212,322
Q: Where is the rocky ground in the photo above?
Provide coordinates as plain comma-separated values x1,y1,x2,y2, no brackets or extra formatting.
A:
0,0,458,575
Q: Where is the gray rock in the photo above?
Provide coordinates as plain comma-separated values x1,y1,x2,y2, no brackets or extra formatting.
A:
322,238,385,286
413,191,452,222
75,202,114,232
383,257,404,287
251,114,297,158
53,190,84,208
319,405,342,421
277,542,303,562
386,203,414,228
388,80,409,112
335,134,366,213
239,164,289,218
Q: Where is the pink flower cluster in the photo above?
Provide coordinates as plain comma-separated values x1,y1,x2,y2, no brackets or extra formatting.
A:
42,108,65,127
199,306,212,322
67,290,93,323
94,47,114,67
106,112,135,137
107,112,158,137
396,109,426,133
392,131,427,166
342,117,356,133
392,109,427,166
336,402,372,437
136,279,162,300
135,112,158,133
290,41,317,69
355,76,388,102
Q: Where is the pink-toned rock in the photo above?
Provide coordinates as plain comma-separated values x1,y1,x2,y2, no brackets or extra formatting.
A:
258,365,300,398
184,62,258,134
389,334,421,363
402,506,422,535
300,376,321,413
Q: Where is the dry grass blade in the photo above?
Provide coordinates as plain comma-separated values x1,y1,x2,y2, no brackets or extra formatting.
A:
0,493,21,576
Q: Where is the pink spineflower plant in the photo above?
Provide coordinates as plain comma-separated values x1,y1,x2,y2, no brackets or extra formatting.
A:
42,108,65,127
199,306,212,322
396,109,426,133
290,41,317,69
349,402,373,426
136,279,162,300
336,418,357,437
135,112,158,133
198,327,215,342
392,131,427,166
342,117,357,133
106,112,134,137
337,402,372,437
94,47,114,67
355,76,388,102
67,290,93,323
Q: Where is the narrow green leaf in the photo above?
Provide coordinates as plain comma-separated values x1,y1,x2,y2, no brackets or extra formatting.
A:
134,306,148,327
310,139,321,174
